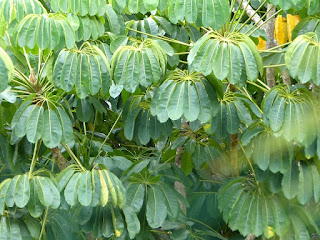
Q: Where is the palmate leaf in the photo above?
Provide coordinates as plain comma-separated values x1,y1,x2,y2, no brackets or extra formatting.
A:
51,0,107,16
0,0,46,24
81,205,128,239
206,92,259,138
126,181,181,228
150,70,219,123
188,31,263,84
0,174,60,214
58,168,126,208
123,95,172,145
281,160,320,204
53,43,110,99
72,15,105,41
285,33,320,85
11,102,73,148
13,13,75,51
111,38,172,93
262,84,317,145
0,47,14,92
278,205,320,240
218,177,290,238
167,0,229,30
241,124,293,173
0,216,35,240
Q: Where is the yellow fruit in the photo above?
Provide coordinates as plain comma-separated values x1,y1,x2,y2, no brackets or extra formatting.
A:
287,14,301,42
274,15,288,45
257,37,266,50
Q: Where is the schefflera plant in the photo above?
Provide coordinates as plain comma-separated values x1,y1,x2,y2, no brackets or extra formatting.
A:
53,42,111,99
150,70,219,123
188,31,263,86
111,38,174,93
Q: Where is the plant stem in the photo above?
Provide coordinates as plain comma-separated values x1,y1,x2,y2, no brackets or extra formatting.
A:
237,0,268,32
263,64,286,68
23,48,33,72
266,42,290,51
29,141,39,179
126,27,191,46
173,52,189,55
257,79,271,90
258,49,283,53
240,87,263,114
93,111,123,162
88,111,98,159
239,142,257,180
39,207,49,240
62,143,86,171
247,80,269,92
229,0,244,31
233,0,251,31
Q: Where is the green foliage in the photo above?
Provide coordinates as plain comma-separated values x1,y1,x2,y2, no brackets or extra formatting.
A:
0,47,14,92
188,32,263,84
111,38,172,93
53,43,110,98
13,13,76,51
1,0,320,240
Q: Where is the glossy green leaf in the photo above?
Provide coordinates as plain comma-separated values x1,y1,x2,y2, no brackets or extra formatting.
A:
28,179,45,218
76,98,94,123
42,109,62,148
5,175,19,207
146,185,167,228
25,106,44,143
213,42,229,80
64,172,81,206
123,206,140,239
14,174,30,208
297,163,313,205
45,178,60,209
14,105,34,138
35,177,53,207
268,97,286,132
282,161,299,199
167,81,184,120
55,107,73,144
77,171,93,206
159,183,180,219
0,47,14,92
